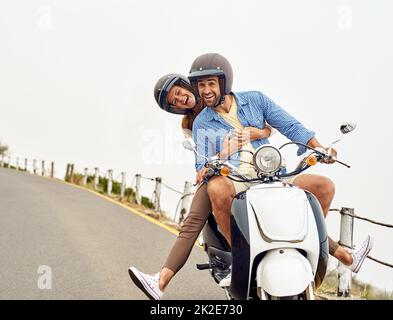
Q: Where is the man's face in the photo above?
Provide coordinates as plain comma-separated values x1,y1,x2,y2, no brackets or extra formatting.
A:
197,76,221,107
167,85,196,110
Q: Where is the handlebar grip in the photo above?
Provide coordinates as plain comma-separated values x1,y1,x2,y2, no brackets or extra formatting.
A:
320,154,351,168
335,159,351,168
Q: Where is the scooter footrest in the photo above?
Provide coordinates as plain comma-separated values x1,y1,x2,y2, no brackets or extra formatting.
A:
196,263,212,270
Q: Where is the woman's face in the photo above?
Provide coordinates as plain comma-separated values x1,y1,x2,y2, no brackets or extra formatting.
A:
167,85,196,110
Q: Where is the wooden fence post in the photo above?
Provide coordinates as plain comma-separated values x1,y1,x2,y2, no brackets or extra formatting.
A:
69,163,74,182
83,168,88,186
107,169,113,196
135,174,142,205
337,207,354,297
178,181,193,224
65,163,70,181
153,177,162,212
41,160,45,176
50,161,54,178
33,159,37,174
94,167,99,190
120,172,126,200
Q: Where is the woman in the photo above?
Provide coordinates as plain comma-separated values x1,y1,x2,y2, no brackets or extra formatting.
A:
128,73,273,300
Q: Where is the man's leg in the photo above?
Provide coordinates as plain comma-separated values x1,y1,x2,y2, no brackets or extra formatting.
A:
292,174,353,265
206,176,236,247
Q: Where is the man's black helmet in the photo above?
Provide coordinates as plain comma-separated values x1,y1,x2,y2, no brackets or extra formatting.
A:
188,53,233,105
154,73,193,115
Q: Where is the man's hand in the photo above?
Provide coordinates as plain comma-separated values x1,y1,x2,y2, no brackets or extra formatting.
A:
324,147,337,164
315,147,337,164
195,167,209,185
308,137,337,164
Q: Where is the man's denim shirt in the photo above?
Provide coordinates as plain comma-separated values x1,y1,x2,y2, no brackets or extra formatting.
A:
192,91,315,172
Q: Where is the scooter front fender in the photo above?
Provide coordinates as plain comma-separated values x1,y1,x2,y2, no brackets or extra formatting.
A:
256,248,314,298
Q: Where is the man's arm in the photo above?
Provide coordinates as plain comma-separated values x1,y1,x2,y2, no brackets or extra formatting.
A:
307,137,322,149
256,91,315,155
307,137,337,164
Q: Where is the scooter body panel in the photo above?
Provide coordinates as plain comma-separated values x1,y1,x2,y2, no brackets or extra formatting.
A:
229,192,251,299
246,184,320,278
202,182,328,299
228,182,327,299
256,248,314,297
248,186,309,242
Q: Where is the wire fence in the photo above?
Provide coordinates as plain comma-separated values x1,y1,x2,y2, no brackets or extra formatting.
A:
329,208,393,269
138,175,195,222
1,155,197,224
330,208,393,229
161,181,183,195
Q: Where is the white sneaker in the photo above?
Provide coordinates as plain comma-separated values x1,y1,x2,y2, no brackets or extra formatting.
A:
349,235,374,273
128,267,163,300
219,271,232,288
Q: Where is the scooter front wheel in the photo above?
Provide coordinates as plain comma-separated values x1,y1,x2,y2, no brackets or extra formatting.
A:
269,293,307,300
267,283,314,300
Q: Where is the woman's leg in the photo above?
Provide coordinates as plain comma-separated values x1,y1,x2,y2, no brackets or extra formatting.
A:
159,183,212,290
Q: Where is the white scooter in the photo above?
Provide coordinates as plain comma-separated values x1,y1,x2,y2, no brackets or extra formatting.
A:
183,122,356,300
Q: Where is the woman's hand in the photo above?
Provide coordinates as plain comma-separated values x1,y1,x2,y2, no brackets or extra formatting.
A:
237,125,272,143
218,124,273,159
219,133,247,160
195,167,209,185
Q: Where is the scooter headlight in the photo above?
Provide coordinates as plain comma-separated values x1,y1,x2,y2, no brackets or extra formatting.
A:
253,145,282,175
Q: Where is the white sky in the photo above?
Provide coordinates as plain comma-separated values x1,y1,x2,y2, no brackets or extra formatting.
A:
1,0,392,293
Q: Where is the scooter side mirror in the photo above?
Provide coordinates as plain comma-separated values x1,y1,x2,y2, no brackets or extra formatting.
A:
340,122,357,134
328,121,357,148
182,138,211,163
182,138,196,152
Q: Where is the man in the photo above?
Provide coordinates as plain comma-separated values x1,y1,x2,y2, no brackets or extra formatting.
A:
189,53,373,287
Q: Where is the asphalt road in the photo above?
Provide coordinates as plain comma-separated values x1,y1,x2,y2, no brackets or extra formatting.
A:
0,168,225,300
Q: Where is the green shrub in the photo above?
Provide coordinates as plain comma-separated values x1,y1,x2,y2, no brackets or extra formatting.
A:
142,196,154,209
124,187,135,197
71,173,84,185
0,142,8,156
98,176,108,192
111,181,121,195
67,170,154,209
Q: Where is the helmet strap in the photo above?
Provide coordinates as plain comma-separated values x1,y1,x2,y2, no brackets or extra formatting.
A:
213,76,227,108
167,106,193,115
